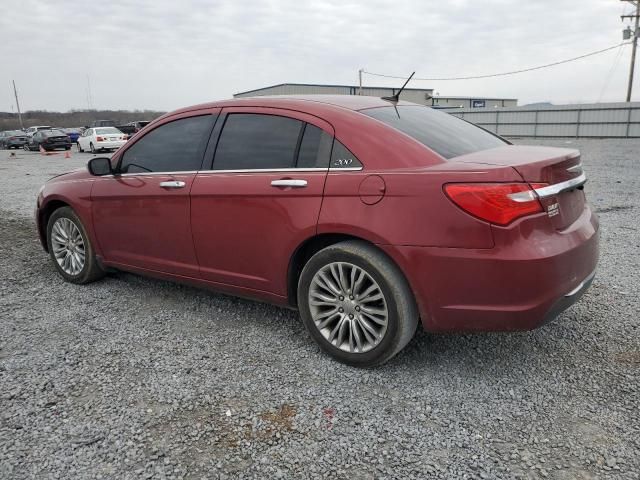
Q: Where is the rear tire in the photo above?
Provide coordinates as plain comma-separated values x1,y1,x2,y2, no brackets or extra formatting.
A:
77,142,83,152
90,143,96,154
46,206,105,284
297,240,418,367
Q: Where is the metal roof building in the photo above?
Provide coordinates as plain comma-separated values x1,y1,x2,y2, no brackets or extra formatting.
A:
233,83,517,108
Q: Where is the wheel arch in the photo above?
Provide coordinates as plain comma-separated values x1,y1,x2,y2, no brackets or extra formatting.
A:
38,199,71,252
287,233,417,311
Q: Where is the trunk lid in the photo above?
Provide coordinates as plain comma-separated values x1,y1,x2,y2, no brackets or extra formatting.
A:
451,145,587,230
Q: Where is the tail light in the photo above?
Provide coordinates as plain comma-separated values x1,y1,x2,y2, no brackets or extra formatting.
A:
444,183,547,226
96,136,104,141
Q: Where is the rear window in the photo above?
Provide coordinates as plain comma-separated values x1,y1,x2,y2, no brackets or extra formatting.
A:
43,130,67,137
96,128,121,135
362,106,507,159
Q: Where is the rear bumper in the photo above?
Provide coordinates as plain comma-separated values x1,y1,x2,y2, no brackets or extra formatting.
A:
381,205,599,332
42,143,71,150
95,141,126,150
540,269,595,326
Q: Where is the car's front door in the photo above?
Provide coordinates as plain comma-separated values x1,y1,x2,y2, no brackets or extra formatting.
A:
190,108,334,297
91,110,219,277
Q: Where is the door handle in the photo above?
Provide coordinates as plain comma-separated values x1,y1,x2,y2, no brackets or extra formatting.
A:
270,179,308,188
159,180,186,188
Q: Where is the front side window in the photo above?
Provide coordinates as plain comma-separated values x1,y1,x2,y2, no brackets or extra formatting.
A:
213,114,303,170
362,106,507,159
120,115,214,173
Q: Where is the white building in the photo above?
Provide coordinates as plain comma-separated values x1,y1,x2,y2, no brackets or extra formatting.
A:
233,83,517,108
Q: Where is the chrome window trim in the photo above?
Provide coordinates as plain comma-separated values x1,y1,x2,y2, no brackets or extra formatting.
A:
534,172,587,199
120,171,199,176
98,166,364,178
197,166,363,174
329,166,363,172
198,167,328,174
98,171,199,178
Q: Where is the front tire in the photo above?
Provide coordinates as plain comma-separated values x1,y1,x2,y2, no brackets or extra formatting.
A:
297,240,418,367
46,206,105,284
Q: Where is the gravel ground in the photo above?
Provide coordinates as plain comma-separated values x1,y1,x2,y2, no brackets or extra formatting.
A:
0,140,639,480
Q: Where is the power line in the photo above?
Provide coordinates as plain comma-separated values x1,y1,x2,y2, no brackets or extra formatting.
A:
597,41,627,102
363,42,631,81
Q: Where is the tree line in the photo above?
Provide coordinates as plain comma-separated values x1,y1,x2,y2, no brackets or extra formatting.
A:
0,110,166,131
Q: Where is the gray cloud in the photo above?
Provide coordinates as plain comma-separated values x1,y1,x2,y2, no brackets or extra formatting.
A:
0,0,634,112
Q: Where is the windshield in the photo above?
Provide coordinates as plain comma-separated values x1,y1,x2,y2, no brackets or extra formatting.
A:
362,106,507,159
96,128,122,134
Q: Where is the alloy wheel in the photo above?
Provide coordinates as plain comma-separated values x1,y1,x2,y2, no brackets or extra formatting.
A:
50,217,85,276
308,262,389,353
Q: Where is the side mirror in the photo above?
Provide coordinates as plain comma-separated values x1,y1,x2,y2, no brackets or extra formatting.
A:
88,157,113,176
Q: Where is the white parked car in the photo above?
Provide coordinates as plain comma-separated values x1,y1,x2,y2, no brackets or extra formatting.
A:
77,127,128,153
24,125,53,137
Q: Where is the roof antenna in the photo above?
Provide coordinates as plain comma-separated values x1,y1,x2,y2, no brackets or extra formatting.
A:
381,71,415,102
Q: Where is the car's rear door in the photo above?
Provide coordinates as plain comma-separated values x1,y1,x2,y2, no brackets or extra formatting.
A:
190,107,334,297
91,109,219,277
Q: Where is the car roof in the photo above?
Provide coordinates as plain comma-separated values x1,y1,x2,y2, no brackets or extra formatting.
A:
170,95,417,117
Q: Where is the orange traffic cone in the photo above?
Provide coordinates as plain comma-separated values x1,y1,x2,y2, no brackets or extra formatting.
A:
64,150,71,159
39,145,45,154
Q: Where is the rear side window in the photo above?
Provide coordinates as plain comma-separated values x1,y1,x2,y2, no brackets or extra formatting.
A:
331,140,362,169
362,106,507,159
214,114,303,170
120,115,214,173
296,124,333,168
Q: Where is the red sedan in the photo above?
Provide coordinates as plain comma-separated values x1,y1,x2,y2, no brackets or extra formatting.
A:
35,95,599,367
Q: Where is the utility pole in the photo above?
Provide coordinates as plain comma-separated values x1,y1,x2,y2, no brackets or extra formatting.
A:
86,75,94,110
622,0,640,102
358,68,363,95
12,80,24,130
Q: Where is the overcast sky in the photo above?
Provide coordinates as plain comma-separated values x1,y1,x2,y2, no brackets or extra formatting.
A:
0,0,636,112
